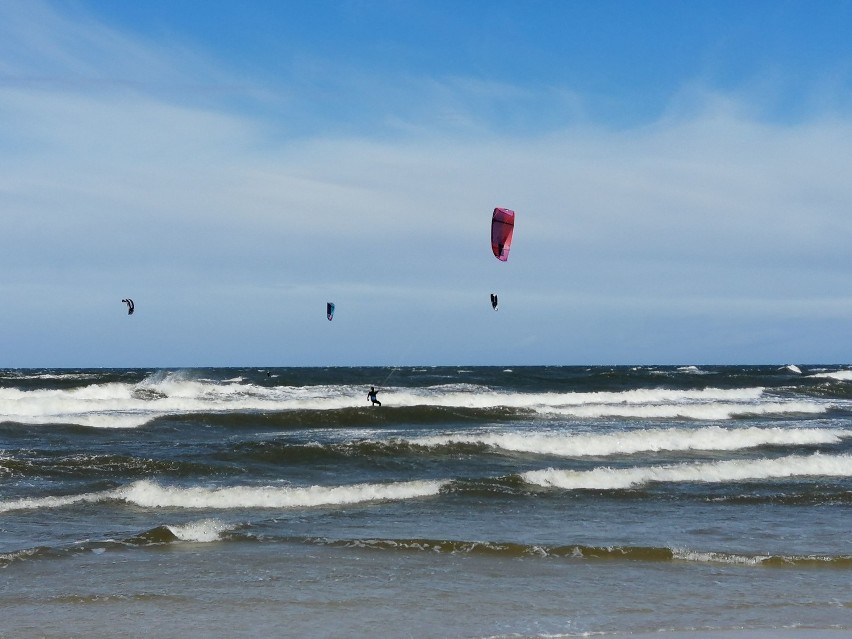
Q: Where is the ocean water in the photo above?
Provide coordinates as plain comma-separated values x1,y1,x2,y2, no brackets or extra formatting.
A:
1,365,850,638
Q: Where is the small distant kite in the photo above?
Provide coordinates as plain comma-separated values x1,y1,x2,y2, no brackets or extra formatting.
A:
122,298,135,315
490,293,498,311
327,302,335,321
491,207,515,261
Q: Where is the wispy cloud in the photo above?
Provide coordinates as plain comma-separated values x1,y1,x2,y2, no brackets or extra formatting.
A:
1,1,851,366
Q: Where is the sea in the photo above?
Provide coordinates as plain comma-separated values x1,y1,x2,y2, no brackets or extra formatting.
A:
1,365,850,639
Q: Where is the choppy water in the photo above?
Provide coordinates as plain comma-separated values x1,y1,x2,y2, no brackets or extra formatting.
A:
1,365,850,638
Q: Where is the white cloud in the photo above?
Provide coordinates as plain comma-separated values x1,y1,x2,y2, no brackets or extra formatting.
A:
1,2,851,366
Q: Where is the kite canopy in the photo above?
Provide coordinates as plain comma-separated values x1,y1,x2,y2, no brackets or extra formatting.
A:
491,208,515,261
327,302,335,321
122,298,134,315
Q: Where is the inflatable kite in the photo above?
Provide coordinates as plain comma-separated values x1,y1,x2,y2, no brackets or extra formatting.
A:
491,207,515,261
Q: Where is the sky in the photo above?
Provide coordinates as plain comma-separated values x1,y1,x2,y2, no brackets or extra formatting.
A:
1,0,851,367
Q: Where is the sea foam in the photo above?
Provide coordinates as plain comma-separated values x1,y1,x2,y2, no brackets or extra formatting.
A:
522,453,852,490
809,370,852,381
0,370,825,429
165,519,232,542
0,478,448,513
119,479,446,509
407,426,850,457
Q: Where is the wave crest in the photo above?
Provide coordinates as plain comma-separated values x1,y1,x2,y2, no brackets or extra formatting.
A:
522,453,852,490
407,426,850,457
0,478,447,513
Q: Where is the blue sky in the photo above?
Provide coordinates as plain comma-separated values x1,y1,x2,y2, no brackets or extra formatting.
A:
1,0,851,367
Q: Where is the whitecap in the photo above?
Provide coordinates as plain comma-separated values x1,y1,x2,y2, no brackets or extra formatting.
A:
166,519,231,542
809,370,852,381
117,479,447,510
677,366,707,374
521,453,852,491
0,478,449,513
409,426,850,457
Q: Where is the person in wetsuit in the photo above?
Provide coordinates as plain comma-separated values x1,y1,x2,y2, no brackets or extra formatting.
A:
367,386,381,406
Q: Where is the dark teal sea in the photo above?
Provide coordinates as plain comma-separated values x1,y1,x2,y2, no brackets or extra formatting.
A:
1,366,850,638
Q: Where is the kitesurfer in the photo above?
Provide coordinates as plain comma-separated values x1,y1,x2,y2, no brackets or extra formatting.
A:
367,386,381,406
491,294,498,311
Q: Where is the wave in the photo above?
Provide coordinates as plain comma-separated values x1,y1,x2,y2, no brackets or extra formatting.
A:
0,478,448,513
3,368,823,428
405,426,851,458
222,423,852,459
809,370,852,382
305,537,852,568
677,366,708,374
0,454,220,479
117,479,446,509
521,453,852,490
709,491,852,506
6,532,849,571
0,519,236,568
0,372,104,381
0,545,54,567
0,372,380,427
517,400,824,420
165,518,232,542
125,518,238,544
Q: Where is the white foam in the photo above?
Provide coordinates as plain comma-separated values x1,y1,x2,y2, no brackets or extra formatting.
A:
0,373,102,381
673,549,768,566
408,426,850,457
539,400,824,420
119,479,446,509
0,489,105,513
522,453,852,490
166,518,231,542
783,364,802,374
677,366,707,374
0,478,447,513
0,371,368,427
809,370,852,381
381,386,768,412
0,370,822,428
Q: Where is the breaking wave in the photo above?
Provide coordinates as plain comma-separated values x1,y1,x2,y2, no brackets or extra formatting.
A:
522,453,852,490
0,369,828,429
0,478,447,513
165,518,232,542
405,426,851,457
810,370,852,382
